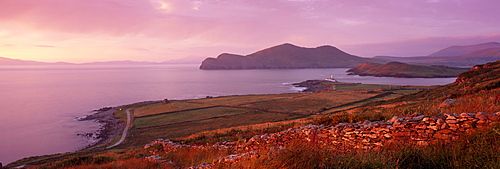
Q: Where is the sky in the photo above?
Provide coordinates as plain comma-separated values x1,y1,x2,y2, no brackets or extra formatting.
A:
0,0,500,63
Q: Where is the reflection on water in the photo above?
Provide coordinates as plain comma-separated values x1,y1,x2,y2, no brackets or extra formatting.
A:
0,64,456,164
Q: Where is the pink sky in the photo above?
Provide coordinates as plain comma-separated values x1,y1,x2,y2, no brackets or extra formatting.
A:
0,0,499,63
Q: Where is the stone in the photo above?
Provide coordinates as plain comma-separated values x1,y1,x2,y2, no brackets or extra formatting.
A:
410,115,425,122
428,125,439,130
440,123,449,129
488,114,500,121
446,119,458,124
433,133,450,139
436,118,445,124
476,112,488,120
445,113,457,120
460,112,476,118
437,129,453,134
388,116,399,123
411,112,421,117
439,99,458,107
415,125,427,130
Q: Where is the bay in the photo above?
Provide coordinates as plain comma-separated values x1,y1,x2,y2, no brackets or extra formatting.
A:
0,64,456,164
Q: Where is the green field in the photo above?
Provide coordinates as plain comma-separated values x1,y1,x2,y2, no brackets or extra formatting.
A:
112,88,390,149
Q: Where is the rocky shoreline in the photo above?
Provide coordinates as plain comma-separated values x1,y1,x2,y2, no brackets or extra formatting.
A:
292,80,337,93
77,107,124,149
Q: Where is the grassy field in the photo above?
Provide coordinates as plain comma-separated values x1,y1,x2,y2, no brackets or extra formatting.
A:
103,83,410,150
8,83,431,168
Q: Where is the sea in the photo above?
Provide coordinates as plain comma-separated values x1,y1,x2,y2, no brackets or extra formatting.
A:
0,64,457,164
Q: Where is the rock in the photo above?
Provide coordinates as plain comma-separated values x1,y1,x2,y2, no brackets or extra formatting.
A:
445,113,457,120
439,99,458,107
410,115,425,122
440,123,449,129
410,112,421,117
149,112,499,168
446,119,458,124
388,116,399,123
488,114,500,121
476,112,488,120
460,112,476,118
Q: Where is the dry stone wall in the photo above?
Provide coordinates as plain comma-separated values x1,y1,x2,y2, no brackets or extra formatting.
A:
144,112,500,168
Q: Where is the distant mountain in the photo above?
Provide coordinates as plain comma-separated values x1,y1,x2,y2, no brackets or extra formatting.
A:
460,47,500,60
374,42,500,67
162,56,206,64
199,43,385,70
0,56,72,65
81,60,162,65
0,56,176,66
428,42,500,57
347,61,469,78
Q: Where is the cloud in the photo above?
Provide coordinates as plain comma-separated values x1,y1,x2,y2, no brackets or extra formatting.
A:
1,44,15,47
1,0,499,62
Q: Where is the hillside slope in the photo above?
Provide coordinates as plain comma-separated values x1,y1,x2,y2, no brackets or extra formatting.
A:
199,43,385,70
399,60,500,101
347,61,468,78
374,42,500,67
428,42,500,57
0,56,71,65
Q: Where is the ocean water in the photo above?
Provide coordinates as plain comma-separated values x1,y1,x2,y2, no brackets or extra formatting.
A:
0,64,456,164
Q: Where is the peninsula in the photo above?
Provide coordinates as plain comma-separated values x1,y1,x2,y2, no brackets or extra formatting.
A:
347,61,469,78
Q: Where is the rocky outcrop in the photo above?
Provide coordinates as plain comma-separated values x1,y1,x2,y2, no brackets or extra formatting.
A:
145,111,500,168
292,80,336,93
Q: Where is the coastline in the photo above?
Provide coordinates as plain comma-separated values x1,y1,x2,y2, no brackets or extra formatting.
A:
292,80,337,93
77,107,124,149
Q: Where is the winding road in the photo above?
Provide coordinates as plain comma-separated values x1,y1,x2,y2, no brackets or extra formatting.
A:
106,108,131,149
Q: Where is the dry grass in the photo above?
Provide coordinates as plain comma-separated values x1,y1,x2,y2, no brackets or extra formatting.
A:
218,125,500,169
133,101,214,117
134,107,250,128
187,93,301,106
241,91,378,114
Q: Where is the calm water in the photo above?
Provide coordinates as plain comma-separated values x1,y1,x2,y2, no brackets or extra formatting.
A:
0,64,456,164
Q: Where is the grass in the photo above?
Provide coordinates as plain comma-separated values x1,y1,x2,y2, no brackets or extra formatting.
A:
133,101,215,117
134,107,250,128
334,83,394,91
187,93,300,106
241,91,379,114
217,124,500,169
123,111,303,149
23,74,499,169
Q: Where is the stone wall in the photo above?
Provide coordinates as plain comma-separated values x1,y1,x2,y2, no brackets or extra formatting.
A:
144,112,500,168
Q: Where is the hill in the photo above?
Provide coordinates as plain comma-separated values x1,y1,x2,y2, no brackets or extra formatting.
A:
0,56,195,66
199,43,385,70
374,42,500,67
0,56,72,65
399,60,500,101
428,42,500,57
346,61,468,78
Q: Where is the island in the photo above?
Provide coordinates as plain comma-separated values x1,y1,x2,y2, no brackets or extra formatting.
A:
199,43,385,70
346,61,469,78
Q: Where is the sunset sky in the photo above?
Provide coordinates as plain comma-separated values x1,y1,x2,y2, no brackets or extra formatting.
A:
1,0,499,63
